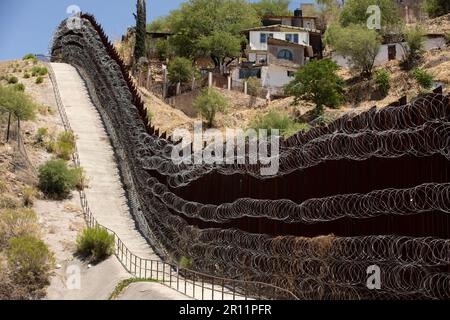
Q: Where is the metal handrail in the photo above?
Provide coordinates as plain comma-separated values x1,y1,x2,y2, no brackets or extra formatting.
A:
47,62,299,300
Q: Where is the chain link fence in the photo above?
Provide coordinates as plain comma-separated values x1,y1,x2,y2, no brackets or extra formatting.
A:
0,106,37,185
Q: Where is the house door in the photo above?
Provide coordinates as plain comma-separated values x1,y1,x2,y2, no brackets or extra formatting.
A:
388,45,397,61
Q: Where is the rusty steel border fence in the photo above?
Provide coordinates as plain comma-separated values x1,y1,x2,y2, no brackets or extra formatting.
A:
47,62,299,301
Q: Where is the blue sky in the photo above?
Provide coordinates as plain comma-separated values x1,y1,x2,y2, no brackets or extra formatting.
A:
0,0,311,61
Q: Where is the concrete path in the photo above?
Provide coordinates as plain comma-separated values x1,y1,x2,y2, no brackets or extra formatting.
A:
49,63,248,301
117,282,192,300
51,63,158,261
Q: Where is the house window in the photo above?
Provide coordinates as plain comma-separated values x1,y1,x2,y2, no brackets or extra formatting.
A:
277,49,293,61
239,68,261,79
285,34,299,44
260,33,274,43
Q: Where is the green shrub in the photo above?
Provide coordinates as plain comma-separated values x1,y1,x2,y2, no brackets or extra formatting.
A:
76,227,115,263
250,109,310,137
193,88,229,128
54,131,75,160
412,68,434,89
13,83,25,92
402,27,425,70
179,256,193,269
374,70,391,96
0,208,40,248
71,167,87,190
23,73,30,79
35,76,44,84
168,57,194,83
22,54,37,63
7,235,53,283
8,76,18,84
37,159,78,199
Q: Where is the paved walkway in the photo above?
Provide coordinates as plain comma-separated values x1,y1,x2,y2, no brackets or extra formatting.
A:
51,63,158,261
50,63,248,301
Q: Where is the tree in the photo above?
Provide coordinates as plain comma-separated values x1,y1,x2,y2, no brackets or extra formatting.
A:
251,0,292,17
147,16,170,33
284,59,344,116
168,57,194,83
134,0,147,61
162,0,260,58
425,0,450,18
193,88,229,127
401,26,425,70
0,85,36,121
339,0,402,33
196,31,243,72
325,23,381,77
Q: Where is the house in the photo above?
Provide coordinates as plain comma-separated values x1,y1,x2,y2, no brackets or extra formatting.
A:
231,24,319,94
332,33,447,68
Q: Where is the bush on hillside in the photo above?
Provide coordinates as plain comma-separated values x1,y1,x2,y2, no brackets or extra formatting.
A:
8,76,18,84
193,88,229,128
0,208,40,248
37,159,78,199
250,109,310,137
374,70,391,96
76,227,115,263
53,131,76,160
412,68,434,89
7,235,53,284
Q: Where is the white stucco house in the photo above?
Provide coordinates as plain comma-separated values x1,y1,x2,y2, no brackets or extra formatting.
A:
232,25,320,95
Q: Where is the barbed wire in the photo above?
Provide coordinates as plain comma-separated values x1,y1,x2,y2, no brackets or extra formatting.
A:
50,15,450,300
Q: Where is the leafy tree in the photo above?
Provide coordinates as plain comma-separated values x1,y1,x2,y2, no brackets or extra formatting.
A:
251,0,292,17
285,59,344,116
325,23,381,77
339,0,402,32
193,88,229,127
425,0,450,18
147,16,171,33
0,85,36,120
163,0,260,58
134,0,147,60
168,57,194,83
401,26,425,70
196,31,243,72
